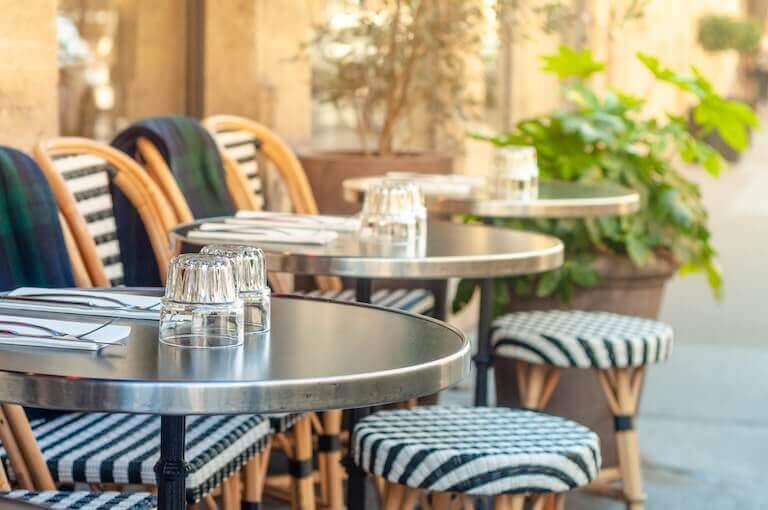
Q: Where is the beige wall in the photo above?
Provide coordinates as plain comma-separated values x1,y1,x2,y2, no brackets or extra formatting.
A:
0,0,58,149
115,0,188,121
203,0,316,146
502,0,744,125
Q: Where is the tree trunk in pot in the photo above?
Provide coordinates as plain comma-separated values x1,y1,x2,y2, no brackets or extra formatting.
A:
495,254,677,466
298,151,453,215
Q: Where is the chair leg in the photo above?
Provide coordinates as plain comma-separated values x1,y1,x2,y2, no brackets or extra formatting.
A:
494,494,526,510
221,473,241,510
383,482,406,510
318,410,344,509
289,415,316,510
0,406,34,489
431,491,452,510
243,450,266,510
596,367,646,510
203,494,218,509
515,361,560,410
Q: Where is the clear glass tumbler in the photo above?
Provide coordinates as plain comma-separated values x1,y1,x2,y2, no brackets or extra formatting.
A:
201,244,271,333
491,146,539,200
160,253,244,348
360,179,427,243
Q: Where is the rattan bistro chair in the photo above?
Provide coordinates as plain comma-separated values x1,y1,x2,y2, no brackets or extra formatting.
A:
353,407,601,510
33,138,174,287
0,441,156,510
491,311,674,510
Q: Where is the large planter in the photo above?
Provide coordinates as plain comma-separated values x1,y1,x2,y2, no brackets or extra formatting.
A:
299,151,454,215
494,253,677,466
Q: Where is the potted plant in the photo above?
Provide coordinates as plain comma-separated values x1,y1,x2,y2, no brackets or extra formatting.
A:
455,45,757,463
300,0,482,214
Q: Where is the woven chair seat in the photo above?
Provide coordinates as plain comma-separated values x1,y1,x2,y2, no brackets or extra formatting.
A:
492,311,674,369
353,406,600,496
267,413,304,434
0,490,156,509
294,288,434,315
0,413,269,504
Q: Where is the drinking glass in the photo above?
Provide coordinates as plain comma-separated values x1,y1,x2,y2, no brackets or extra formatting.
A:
491,146,539,200
202,244,271,333
360,179,427,243
160,253,243,348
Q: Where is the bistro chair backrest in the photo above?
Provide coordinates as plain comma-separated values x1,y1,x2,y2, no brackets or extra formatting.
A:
203,115,341,292
112,116,236,225
34,138,174,286
0,146,86,290
203,115,319,215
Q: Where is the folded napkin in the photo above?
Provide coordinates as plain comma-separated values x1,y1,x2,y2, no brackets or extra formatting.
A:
192,223,338,245
233,211,360,232
384,172,484,196
0,314,130,351
0,288,161,321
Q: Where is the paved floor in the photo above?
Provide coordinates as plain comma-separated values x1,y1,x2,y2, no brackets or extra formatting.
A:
263,129,768,508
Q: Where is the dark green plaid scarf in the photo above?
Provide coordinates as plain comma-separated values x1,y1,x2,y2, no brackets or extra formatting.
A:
0,147,74,291
111,116,235,218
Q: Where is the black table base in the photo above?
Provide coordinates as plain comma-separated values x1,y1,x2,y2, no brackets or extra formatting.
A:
155,415,187,510
474,278,494,406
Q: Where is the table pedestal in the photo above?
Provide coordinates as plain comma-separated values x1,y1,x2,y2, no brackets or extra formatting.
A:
474,278,494,406
155,416,187,510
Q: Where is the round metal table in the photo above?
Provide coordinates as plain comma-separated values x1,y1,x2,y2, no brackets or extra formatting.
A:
173,218,563,508
0,294,469,510
172,219,563,405
343,178,640,218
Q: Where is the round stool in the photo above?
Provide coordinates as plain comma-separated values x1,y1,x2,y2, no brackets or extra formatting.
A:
492,310,674,510
353,406,600,509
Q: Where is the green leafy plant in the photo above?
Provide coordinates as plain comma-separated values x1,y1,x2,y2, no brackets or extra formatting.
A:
698,15,761,53
454,46,758,315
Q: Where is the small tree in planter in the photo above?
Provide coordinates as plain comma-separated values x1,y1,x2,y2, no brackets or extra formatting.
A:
301,0,483,213
455,46,759,316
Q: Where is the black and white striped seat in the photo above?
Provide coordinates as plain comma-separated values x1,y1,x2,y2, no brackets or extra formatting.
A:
0,413,269,504
492,311,674,369
267,413,304,434
0,490,156,509
51,154,124,286
353,407,600,496
295,288,435,315
214,130,264,209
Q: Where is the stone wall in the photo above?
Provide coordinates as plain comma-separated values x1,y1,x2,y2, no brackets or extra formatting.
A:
0,0,58,149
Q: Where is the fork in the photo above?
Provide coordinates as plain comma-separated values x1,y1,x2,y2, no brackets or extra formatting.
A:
0,319,116,345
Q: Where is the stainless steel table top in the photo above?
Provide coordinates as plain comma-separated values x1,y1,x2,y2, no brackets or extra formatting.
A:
172,219,564,279
0,295,469,415
343,178,640,218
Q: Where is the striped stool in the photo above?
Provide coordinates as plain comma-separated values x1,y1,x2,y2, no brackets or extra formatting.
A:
0,413,270,507
353,406,600,509
492,310,674,510
0,490,156,509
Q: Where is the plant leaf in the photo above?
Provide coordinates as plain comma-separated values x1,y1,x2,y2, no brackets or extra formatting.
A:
540,46,605,80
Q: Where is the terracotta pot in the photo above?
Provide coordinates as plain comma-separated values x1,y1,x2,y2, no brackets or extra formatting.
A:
298,151,454,215
494,253,677,466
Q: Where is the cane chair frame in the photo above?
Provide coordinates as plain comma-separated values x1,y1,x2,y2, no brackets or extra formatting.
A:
34,138,174,286
203,114,342,294
135,137,194,225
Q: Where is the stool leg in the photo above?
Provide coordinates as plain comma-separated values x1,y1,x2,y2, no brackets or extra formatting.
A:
494,494,525,510
515,361,560,410
243,436,272,510
318,410,344,510
383,482,406,510
431,492,452,510
289,415,316,510
596,367,646,510
221,473,240,510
